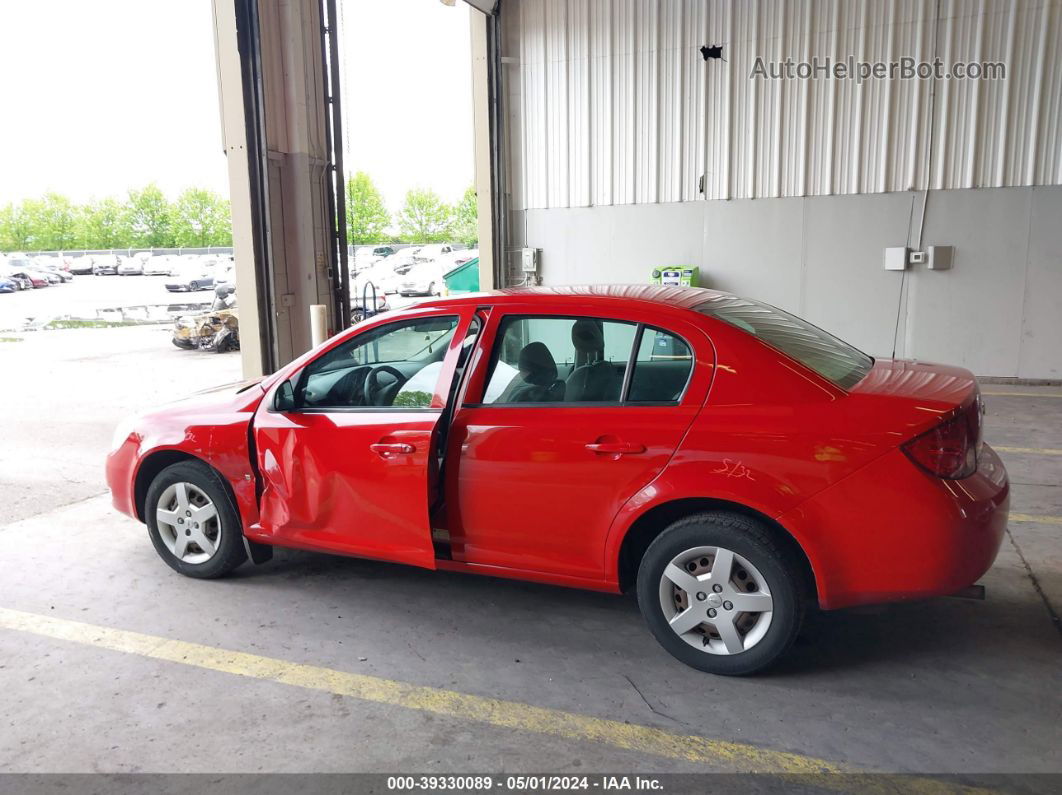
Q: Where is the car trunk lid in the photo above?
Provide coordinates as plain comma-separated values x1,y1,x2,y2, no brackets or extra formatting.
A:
849,358,984,475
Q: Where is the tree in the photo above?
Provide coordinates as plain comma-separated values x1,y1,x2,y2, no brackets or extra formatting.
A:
345,172,390,244
396,188,452,243
126,183,174,248
171,188,232,247
27,193,79,250
77,198,132,249
450,185,478,248
0,202,34,251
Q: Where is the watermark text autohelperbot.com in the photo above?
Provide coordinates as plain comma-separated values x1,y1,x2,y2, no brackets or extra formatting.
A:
750,56,1006,84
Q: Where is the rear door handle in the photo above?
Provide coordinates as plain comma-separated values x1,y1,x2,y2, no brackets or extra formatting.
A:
370,442,416,457
585,441,646,455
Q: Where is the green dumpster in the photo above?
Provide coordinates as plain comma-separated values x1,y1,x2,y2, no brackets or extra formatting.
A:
443,256,480,294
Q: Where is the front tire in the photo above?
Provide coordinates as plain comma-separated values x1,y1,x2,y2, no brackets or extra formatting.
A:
636,512,804,676
145,460,248,579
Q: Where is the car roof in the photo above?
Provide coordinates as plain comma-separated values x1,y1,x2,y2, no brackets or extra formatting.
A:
414,284,734,312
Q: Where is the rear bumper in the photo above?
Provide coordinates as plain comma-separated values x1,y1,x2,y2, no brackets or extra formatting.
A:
780,445,1009,610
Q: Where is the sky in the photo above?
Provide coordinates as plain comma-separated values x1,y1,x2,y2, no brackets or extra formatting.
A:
0,0,474,213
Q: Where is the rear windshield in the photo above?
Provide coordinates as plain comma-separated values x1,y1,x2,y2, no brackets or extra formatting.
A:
695,295,873,389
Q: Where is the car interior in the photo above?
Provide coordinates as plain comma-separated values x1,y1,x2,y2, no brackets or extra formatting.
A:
487,317,693,405
295,317,459,410
286,314,694,412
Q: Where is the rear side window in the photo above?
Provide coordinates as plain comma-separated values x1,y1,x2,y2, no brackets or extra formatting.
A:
483,316,636,404
695,295,872,389
480,316,693,405
628,329,693,402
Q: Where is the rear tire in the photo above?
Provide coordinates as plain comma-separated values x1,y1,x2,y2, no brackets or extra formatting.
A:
145,460,248,579
636,512,804,675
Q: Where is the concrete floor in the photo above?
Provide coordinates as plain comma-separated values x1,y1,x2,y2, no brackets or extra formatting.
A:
0,324,1060,777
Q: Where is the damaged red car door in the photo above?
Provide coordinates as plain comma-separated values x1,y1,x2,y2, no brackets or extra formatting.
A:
251,309,474,568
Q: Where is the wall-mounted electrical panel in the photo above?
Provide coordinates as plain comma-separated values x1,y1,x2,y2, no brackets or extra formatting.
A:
883,247,909,271
520,248,541,274
927,245,954,270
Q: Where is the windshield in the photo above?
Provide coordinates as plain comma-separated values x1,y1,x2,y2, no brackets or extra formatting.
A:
695,295,873,389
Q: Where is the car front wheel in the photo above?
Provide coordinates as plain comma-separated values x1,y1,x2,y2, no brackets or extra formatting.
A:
636,512,804,675
145,460,248,579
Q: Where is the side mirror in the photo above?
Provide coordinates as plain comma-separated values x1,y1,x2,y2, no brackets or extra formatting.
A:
274,379,297,412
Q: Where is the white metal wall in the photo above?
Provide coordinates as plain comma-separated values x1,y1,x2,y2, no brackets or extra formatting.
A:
506,0,1062,209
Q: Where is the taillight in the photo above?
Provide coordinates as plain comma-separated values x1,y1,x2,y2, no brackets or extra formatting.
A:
902,396,981,479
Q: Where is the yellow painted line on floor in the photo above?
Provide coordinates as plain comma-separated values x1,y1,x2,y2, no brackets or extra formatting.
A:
0,606,838,774
1011,513,1062,526
0,607,1003,793
993,446,1062,456
981,390,1062,398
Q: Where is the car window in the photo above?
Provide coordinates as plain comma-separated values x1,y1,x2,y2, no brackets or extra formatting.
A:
694,295,873,389
483,316,637,404
627,328,694,403
295,316,459,410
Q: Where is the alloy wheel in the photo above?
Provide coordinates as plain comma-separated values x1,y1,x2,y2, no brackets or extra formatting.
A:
155,482,222,565
657,545,774,655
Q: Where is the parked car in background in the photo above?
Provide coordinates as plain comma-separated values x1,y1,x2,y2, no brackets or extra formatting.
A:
33,255,64,271
92,255,120,275
353,255,411,296
399,249,479,297
37,262,73,282
414,243,462,263
106,285,1009,676
0,266,33,290
69,257,94,275
6,254,36,272
0,276,17,293
143,255,176,276
353,247,382,274
398,259,445,297
165,263,215,292
11,269,49,288
117,257,144,276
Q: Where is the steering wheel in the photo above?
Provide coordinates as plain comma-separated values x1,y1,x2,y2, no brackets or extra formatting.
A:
365,365,407,406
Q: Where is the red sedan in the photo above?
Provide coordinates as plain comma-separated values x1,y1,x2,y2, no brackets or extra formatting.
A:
106,286,1008,674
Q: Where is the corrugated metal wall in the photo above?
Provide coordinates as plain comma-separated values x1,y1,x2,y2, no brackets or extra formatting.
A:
506,0,1062,209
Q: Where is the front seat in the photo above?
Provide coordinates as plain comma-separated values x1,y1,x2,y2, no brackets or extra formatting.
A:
509,342,566,403
565,319,621,402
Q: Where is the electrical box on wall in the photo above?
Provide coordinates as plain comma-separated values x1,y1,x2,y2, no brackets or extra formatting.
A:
927,245,954,270
520,248,540,274
650,266,700,287
883,247,909,271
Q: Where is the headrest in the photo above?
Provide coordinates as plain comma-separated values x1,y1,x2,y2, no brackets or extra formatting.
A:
517,342,558,386
571,319,605,354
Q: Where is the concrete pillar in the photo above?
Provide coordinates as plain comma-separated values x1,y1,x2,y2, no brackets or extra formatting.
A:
212,0,265,377
212,0,339,374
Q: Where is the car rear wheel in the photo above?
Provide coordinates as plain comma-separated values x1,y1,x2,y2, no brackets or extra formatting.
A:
145,460,247,579
636,512,804,675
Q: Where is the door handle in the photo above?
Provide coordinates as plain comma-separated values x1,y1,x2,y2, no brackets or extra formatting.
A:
370,442,416,457
585,441,646,455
